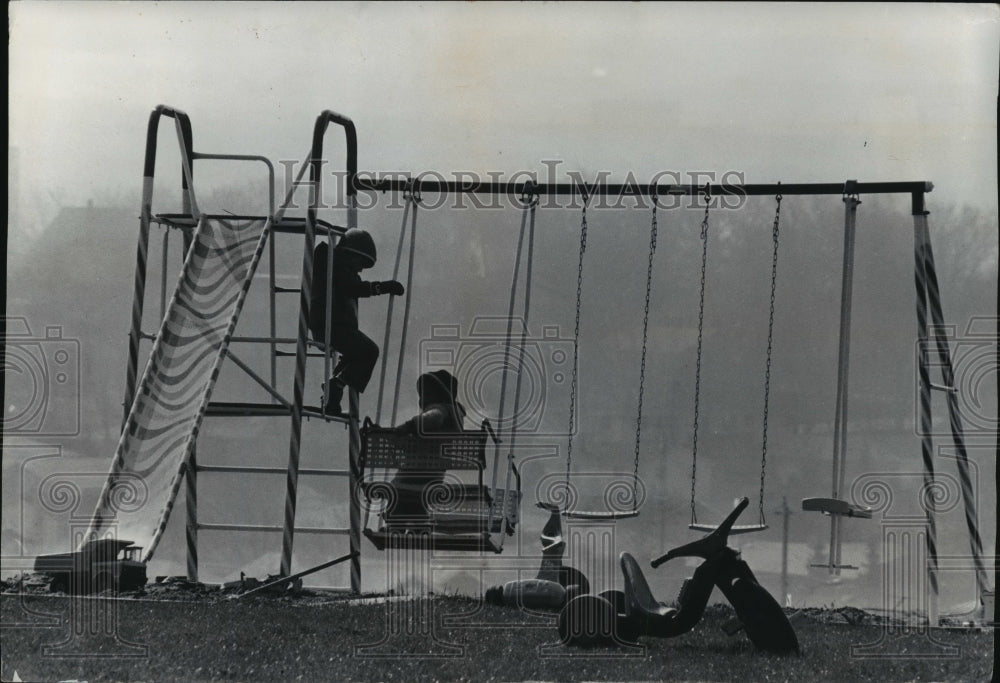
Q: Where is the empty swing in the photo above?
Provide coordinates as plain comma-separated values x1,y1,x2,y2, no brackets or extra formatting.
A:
686,187,784,534
801,184,873,573
543,190,659,520
359,185,530,553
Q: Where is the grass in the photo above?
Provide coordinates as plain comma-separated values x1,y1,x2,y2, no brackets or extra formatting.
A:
1,592,993,682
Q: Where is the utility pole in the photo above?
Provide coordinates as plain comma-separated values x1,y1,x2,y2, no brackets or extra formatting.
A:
775,497,793,607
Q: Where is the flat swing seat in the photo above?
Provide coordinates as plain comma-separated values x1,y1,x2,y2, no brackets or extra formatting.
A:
688,497,766,535
801,497,872,519
688,522,768,535
564,510,640,521
536,500,640,522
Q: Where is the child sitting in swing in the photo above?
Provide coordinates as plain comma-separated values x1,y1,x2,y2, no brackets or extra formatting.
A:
386,370,467,519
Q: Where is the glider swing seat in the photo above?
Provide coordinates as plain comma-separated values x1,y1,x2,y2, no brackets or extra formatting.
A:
542,189,660,521
801,184,874,570
358,184,532,553
359,418,521,553
686,188,785,535
801,497,871,518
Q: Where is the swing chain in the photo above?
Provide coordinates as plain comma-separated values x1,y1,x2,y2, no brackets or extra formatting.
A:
521,180,540,208
690,186,711,524
758,189,782,524
632,198,658,511
565,190,590,492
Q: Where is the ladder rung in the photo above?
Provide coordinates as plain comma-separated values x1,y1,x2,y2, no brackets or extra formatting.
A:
152,213,198,227
197,465,349,477
273,286,301,293
271,219,346,236
205,401,294,417
204,402,350,423
302,406,352,423
295,527,351,535
275,350,327,358
199,523,349,535
928,382,957,393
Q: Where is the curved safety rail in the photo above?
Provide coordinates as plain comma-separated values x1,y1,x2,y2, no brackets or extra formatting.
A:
124,106,197,430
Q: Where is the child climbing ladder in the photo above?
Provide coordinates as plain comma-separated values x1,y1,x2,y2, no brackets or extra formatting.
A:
309,228,404,415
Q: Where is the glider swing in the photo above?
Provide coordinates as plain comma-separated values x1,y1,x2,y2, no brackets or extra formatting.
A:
686,187,784,534
543,190,660,520
358,184,533,553
801,185,873,572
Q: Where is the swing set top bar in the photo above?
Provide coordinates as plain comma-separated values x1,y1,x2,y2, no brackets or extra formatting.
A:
355,178,933,198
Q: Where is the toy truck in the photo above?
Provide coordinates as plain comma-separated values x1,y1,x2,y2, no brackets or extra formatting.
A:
33,538,147,594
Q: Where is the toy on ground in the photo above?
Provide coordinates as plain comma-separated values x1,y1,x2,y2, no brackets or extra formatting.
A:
485,503,590,609
560,497,798,654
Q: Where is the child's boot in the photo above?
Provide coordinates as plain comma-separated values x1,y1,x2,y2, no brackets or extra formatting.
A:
324,378,345,416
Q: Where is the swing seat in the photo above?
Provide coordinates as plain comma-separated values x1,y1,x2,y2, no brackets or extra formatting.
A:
801,497,872,518
564,510,640,521
360,421,521,550
536,493,641,521
363,491,518,553
686,496,766,536
688,522,768,534
363,528,505,554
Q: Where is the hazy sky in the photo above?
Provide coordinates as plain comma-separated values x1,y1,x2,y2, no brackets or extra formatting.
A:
8,2,1000,225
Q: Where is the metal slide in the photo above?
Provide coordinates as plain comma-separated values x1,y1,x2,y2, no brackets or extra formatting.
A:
86,214,271,561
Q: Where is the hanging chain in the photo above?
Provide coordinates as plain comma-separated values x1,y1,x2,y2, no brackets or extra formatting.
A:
632,197,658,511
377,178,414,427
509,182,539,455
690,186,711,524
565,190,590,492
758,188,782,525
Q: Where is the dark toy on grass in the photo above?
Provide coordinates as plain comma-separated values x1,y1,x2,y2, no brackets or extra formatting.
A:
560,497,799,654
